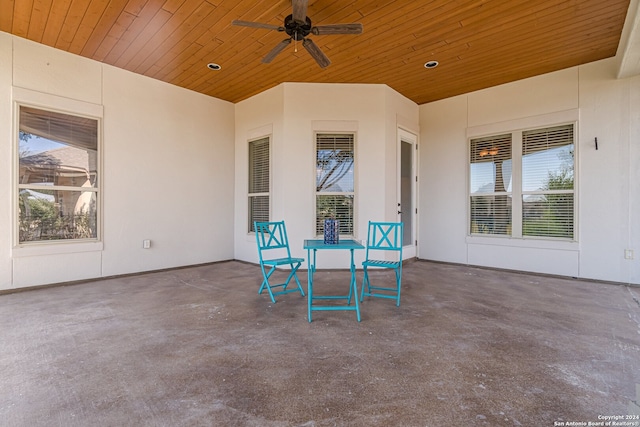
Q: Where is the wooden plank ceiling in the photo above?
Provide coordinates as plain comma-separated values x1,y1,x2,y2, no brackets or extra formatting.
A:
0,0,631,104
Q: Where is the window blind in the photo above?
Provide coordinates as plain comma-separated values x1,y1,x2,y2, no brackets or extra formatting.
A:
470,133,512,164
248,137,270,232
522,125,574,191
249,137,269,193
469,195,512,235
316,195,354,235
20,106,98,151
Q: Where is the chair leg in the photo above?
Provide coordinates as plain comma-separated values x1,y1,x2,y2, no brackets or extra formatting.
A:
395,268,401,307
259,262,305,303
360,267,370,302
351,278,361,322
285,263,305,297
258,265,273,294
360,266,402,306
258,265,278,303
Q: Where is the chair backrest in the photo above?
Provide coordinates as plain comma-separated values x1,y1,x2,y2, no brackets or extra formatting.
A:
254,221,294,261
365,221,403,261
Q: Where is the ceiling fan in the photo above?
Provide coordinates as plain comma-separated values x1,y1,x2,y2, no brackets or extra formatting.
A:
232,0,363,68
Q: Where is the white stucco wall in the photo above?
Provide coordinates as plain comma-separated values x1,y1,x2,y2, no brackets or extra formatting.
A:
233,83,418,268
234,84,286,263
385,86,421,226
100,65,235,277
578,60,640,284
0,32,13,289
419,59,640,284
419,95,469,265
0,34,235,290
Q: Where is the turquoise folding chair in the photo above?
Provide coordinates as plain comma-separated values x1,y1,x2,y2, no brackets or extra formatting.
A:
360,221,404,306
254,221,305,303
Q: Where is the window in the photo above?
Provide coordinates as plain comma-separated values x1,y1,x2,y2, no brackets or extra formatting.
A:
248,136,270,232
18,106,99,243
316,133,355,235
522,125,574,238
469,123,575,240
470,134,513,235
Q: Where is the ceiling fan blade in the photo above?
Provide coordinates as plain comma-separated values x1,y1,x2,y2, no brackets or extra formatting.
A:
292,0,309,24
302,38,330,68
232,20,283,31
262,39,292,63
312,23,363,35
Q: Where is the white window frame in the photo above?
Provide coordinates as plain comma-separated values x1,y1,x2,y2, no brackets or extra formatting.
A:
314,132,356,237
467,112,577,242
248,135,270,233
12,88,103,254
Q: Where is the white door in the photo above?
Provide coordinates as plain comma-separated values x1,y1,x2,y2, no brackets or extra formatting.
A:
398,128,417,259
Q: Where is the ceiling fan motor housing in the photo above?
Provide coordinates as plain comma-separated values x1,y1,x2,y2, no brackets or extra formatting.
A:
284,14,312,40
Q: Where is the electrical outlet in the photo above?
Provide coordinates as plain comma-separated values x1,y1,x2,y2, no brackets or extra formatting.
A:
143,239,151,249
624,249,634,260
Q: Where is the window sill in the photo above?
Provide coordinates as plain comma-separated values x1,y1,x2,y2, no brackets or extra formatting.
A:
466,235,578,251
12,241,104,258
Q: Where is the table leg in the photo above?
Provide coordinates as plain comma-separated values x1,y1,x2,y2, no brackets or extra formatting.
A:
307,248,314,323
306,245,360,323
349,248,361,322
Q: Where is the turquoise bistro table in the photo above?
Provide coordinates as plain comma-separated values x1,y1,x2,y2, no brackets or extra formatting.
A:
303,239,364,322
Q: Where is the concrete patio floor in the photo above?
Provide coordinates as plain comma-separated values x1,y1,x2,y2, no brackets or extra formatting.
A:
1,260,639,426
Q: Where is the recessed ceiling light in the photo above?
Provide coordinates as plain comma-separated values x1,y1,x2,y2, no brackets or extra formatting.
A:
424,60,439,69
207,63,221,70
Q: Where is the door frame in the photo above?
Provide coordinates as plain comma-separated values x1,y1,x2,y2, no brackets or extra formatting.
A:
397,127,418,259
